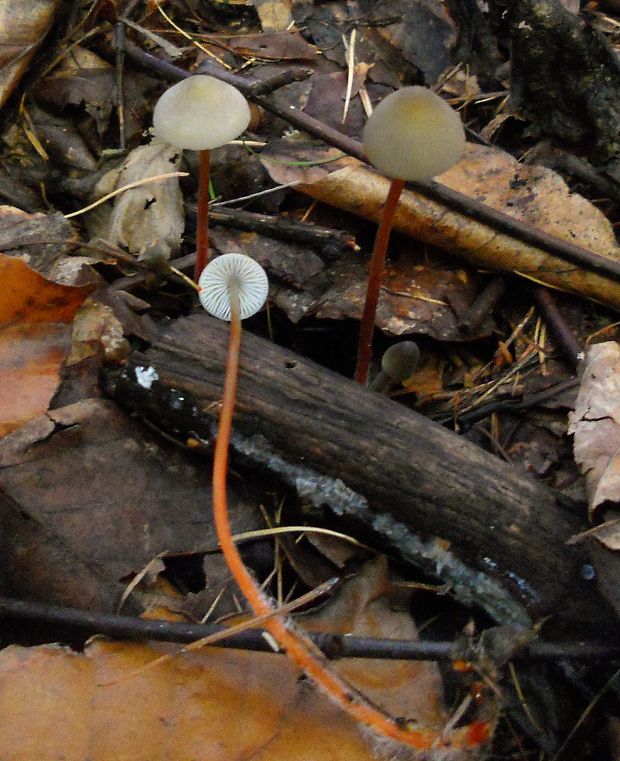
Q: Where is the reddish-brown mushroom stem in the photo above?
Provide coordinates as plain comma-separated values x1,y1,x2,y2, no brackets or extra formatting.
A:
354,178,405,385
354,86,465,385
195,149,211,281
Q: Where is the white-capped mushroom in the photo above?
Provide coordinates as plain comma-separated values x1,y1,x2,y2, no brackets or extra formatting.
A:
198,252,268,321
152,75,251,282
153,75,251,151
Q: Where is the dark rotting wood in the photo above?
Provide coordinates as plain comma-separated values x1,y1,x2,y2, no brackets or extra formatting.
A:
104,313,614,633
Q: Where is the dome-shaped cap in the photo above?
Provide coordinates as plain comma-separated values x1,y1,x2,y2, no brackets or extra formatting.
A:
198,253,268,321
153,75,251,151
363,86,465,181
381,341,420,382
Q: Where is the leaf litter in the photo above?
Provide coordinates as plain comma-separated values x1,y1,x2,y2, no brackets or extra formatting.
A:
0,0,619,758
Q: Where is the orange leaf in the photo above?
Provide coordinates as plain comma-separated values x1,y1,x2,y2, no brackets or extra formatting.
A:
0,254,93,436
0,640,378,761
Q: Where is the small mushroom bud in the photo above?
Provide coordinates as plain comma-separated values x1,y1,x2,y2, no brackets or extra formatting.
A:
370,341,421,393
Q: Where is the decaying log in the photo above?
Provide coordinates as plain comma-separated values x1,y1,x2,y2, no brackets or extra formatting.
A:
104,313,613,633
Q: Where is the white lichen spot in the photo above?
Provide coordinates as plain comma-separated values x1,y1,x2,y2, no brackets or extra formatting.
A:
135,365,159,390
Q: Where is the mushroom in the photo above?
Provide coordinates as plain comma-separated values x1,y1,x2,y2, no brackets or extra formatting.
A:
199,254,491,753
354,86,465,385
153,75,251,282
369,340,420,393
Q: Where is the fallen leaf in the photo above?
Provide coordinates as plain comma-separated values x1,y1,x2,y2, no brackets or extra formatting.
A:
0,205,75,276
0,254,93,436
94,140,185,263
302,556,447,728
228,31,318,61
30,104,98,170
262,142,620,309
0,639,378,761
34,45,115,134
0,0,57,110
568,341,620,522
0,559,491,759
0,399,264,614
253,0,293,32
311,252,494,341
66,301,128,365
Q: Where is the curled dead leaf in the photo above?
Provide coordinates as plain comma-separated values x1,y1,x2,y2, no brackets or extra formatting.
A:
92,140,185,263
262,142,620,309
568,341,620,523
0,0,57,110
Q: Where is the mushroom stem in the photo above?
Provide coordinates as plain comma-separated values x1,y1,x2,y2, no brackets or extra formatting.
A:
210,291,491,751
194,149,211,282
354,178,405,385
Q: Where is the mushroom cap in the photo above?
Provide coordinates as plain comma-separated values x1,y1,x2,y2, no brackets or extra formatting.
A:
198,253,268,321
153,75,251,151
363,86,465,181
381,341,420,383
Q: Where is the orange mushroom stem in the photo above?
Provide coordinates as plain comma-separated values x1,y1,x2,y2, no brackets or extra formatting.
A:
200,256,493,753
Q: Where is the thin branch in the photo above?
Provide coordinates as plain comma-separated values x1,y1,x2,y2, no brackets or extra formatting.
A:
1,596,618,662
123,41,620,284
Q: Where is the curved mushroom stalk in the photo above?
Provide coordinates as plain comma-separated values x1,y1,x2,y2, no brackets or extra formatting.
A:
354,86,465,385
199,255,493,753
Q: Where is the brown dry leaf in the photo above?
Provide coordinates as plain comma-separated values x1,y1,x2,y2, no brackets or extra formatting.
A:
262,142,620,309
0,0,57,110
34,45,115,134
0,204,76,275
401,352,446,398
66,301,128,365
92,140,184,263
228,31,318,61
0,254,92,437
311,253,493,341
253,0,293,32
0,399,264,613
568,341,620,523
302,556,447,728
0,639,378,761
0,559,458,760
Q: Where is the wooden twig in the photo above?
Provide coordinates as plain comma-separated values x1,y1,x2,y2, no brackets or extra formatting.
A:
104,314,616,634
123,41,620,284
532,287,583,371
458,277,506,334
2,595,618,661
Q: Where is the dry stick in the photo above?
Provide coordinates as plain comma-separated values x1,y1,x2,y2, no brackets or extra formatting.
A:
2,596,618,661
532,287,583,371
354,178,405,384
457,276,506,335
195,149,211,281
213,292,491,751
123,41,620,285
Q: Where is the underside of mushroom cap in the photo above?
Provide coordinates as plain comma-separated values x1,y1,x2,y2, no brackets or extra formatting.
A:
153,75,251,151
198,252,268,321
363,86,465,181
